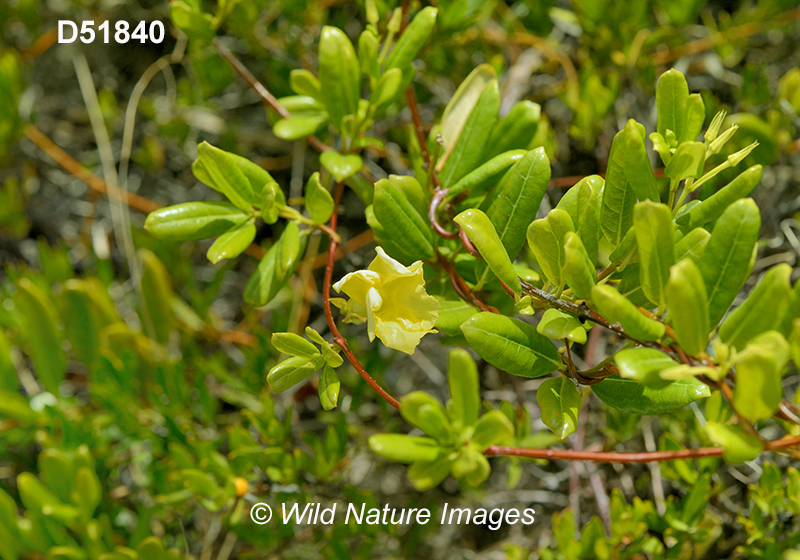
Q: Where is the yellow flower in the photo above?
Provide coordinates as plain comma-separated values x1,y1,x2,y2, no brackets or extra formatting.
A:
333,247,440,354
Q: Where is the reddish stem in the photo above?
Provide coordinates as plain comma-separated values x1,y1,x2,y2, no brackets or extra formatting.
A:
428,188,459,239
322,183,401,410
406,85,430,166
485,435,800,464
214,39,330,153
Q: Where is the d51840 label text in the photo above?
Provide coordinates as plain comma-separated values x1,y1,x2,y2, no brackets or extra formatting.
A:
58,21,165,44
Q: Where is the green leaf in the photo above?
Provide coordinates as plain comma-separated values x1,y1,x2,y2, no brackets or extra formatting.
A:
460,313,561,379
698,198,761,326
719,264,791,351
306,172,333,224
0,330,17,393
400,391,453,442
271,332,319,359
703,421,762,463
446,149,527,198
682,93,705,143
206,220,256,264
38,449,75,504
446,348,480,428
602,120,658,245
369,68,403,112
358,29,380,79
675,227,710,262
591,284,665,341
320,151,363,183
790,319,800,366
225,152,278,201
196,142,255,211
733,331,788,421
73,467,101,522
289,69,321,99
267,356,318,392
666,258,710,356
483,147,550,261
15,278,65,393
537,376,581,439
537,309,587,344
181,469,220,498
439,64,496,166
373,177,434,258
680,473,710,526
526,209,574,291
440,79,500,187
435,298,479,336
169,1,215,41
386,175,428,219
260,182,283,224
562,232,596,300
385,6,438,72
556,175,603,264
634,201,674,310
407,455,453,490
676,165,762,230
276,95,325,113
471,410,515,449
276,221,302,281
273,113,328,140
614,347,677,389
18,472,80,524
454,209,521,297
365,204,417,264
0,390,39,423
139,249,174,344
592,376,710,415
485,100,541,159
656,69,689,144
452,447,491,486
368,434,441,463
318,364,340,411
617,263,651,308
61,280,101,367
318,26,360,129
779,280,800,337
664,142,705,182
244,240,301,307
144,202,250,241
608,227,637,263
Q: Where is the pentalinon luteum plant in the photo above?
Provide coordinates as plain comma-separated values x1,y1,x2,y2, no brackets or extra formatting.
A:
147,5,800,490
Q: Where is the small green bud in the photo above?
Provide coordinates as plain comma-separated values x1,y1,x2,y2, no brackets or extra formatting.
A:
704,110,727,144
365,0,379,27
708,124,738,155
727,140,759,167
387,8,402,34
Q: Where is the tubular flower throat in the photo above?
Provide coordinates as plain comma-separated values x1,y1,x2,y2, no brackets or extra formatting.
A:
333,247,440,354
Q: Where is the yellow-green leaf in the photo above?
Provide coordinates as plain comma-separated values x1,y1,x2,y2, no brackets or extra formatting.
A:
666,258,710,356
461,313,561,379
537,376,581,439
526,209,574,291
454,209,521,298
591,284,665,341
634,201,674,310
206,220,256,264
698,198,761,326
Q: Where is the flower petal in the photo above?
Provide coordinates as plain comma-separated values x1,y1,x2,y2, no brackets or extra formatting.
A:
365,287,382,342
333,270,380,307
368,247,414,279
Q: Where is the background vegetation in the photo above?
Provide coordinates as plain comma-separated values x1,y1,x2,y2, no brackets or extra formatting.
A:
1,0,800,558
